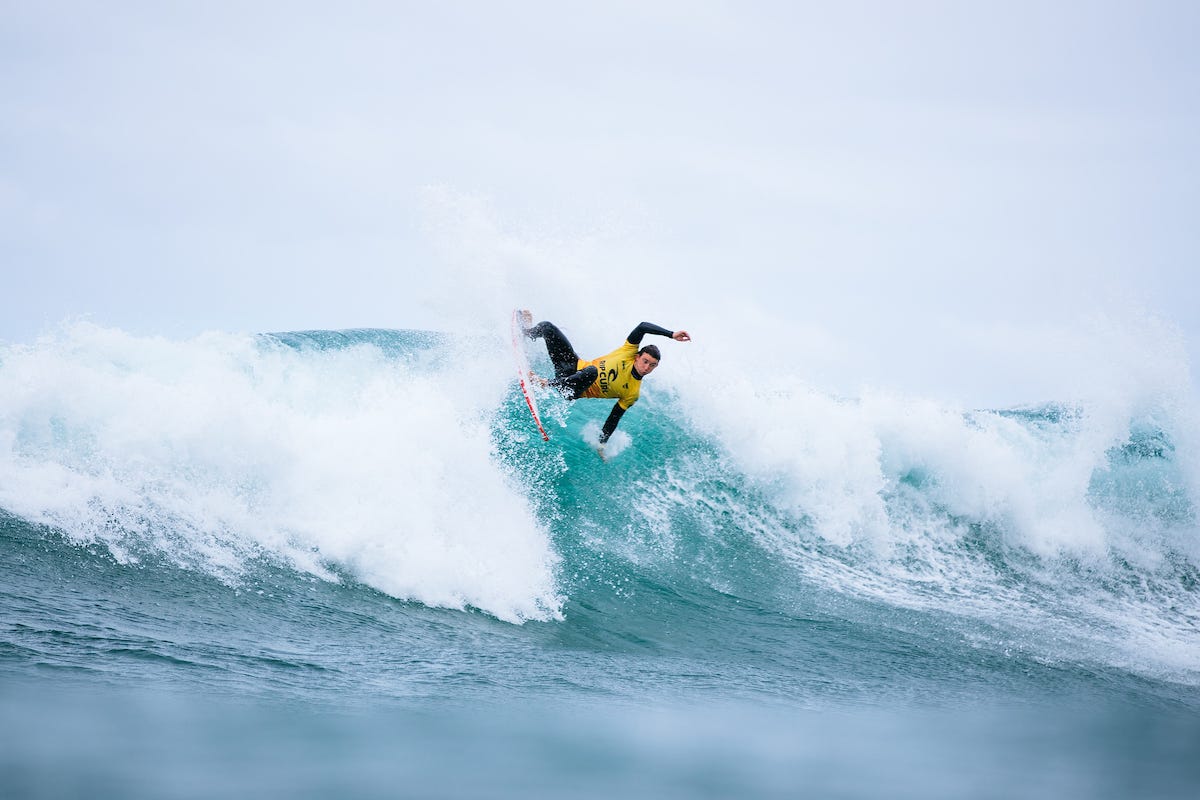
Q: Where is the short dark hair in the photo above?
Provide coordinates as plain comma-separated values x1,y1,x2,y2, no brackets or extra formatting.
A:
638,344,661,362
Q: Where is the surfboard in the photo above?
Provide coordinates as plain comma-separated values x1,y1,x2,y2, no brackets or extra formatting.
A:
510,309,550,441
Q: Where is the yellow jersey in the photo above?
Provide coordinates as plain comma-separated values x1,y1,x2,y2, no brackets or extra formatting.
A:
577,340,642,410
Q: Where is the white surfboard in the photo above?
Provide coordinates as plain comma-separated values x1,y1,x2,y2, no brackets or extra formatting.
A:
510,310,550,441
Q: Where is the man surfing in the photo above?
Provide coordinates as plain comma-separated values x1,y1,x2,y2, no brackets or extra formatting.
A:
519,310,691,454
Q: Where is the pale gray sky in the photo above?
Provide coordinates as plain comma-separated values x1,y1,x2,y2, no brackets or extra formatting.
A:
3,1,1198,404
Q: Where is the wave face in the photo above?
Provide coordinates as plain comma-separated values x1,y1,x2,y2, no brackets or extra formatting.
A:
2,321,1198,694
669,389,1200,687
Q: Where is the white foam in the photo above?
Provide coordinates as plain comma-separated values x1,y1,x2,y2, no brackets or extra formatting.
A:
670,312,1200,683
580,420,632,460
0,322,562,623
672,309,1198,555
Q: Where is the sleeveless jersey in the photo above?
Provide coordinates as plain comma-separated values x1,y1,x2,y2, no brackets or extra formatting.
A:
577,340,642,410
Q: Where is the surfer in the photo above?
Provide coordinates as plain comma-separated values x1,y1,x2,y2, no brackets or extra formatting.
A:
519,311,691,450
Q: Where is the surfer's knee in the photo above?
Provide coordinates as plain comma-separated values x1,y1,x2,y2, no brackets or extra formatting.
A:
551,365,598,400
574,365,599,397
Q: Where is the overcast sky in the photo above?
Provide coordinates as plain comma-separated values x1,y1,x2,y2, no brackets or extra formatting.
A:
3,1,1198,405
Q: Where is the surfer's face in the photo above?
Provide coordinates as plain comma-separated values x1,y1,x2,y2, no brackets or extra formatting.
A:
635,352,660,376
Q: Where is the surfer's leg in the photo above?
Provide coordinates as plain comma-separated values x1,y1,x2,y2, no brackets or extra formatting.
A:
525,321,582,379
550,365,598,400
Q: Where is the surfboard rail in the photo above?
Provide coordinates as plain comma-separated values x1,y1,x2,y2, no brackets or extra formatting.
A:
510,310,550,441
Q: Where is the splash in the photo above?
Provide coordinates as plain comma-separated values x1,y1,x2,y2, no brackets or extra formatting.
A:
0,322,562,623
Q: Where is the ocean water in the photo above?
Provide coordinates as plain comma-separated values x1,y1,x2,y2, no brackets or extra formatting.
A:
2,322,1198,798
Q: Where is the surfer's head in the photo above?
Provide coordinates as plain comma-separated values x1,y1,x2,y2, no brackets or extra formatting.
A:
635,345,661,377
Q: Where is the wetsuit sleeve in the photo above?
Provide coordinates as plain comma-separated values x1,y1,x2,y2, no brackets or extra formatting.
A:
627,322,674,345
599,402,626,443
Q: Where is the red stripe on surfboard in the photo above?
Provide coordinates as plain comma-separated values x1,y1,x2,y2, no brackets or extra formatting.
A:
518,375,550,441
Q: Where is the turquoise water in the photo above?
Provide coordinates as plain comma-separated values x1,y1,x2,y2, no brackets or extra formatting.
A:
2,324,1198,798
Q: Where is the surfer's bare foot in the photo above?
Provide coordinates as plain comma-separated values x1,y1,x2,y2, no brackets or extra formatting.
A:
519,309,533,329
529,371,548,388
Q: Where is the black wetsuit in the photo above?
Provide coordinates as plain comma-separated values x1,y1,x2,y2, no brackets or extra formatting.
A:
525,321,674,443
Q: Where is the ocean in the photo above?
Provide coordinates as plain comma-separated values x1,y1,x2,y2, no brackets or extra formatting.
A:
2,322,1198,798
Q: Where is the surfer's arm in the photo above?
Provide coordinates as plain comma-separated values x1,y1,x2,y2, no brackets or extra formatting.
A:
627,322,674,345
599,402,626,444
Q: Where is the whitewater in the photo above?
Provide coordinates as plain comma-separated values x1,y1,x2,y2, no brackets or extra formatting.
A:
3,320,1199,798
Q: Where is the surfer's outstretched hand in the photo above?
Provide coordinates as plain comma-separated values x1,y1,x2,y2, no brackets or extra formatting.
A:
673,330,691,342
